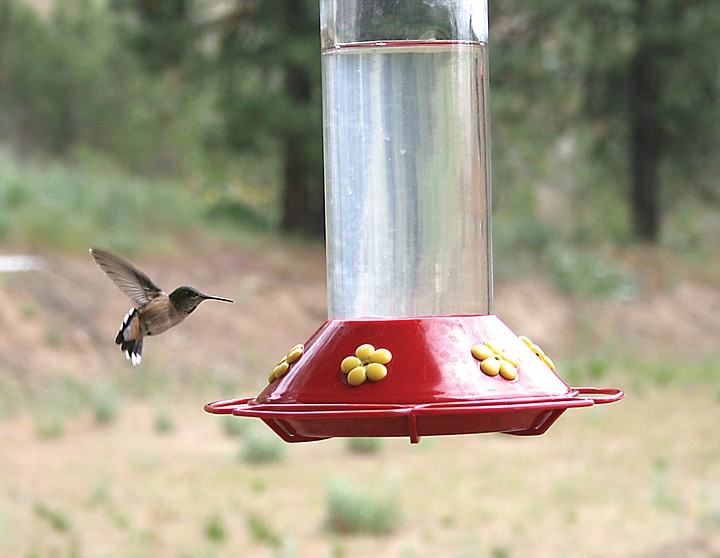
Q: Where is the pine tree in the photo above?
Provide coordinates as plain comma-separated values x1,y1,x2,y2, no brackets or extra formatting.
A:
215,0,324,236
491,0,720,242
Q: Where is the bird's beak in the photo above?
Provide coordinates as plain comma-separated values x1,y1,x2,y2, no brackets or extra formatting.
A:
202,294,234,303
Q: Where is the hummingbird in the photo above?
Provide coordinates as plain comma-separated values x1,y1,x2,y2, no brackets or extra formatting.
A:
90,248,233,365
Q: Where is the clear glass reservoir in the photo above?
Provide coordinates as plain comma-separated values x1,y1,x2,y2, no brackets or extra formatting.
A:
321,0,492,318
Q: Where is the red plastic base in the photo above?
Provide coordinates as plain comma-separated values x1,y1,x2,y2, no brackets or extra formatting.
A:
205,315,623,443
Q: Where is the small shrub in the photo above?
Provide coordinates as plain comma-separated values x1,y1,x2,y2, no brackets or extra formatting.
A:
346,437,383,455
325,477,401,535
247,513,281,547
89,380,121,424
586,357,609,381
491,547,512,558
239,426,285,464
44,327,62,347
153,412,176,435
34,413,65,440
34,502,71,532
545,244,637,300
205,513,226,543
221,415,247,438
330,541,346,558
653,458,677,510
31,375,84,435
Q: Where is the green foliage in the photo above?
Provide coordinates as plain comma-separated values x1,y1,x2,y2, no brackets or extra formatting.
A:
0,0,208,174
492,210,557,279
214,0,321,152
332,1,460,41
490,1,720,242
0,0,718,246
206,200,273,231
544,244,638,300
112,0,197,73
0,149,206,250
325,477,402,535
214,0,324,234
560,351,720,390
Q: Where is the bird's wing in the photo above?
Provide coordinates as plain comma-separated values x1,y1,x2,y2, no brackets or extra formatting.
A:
90,248,164,307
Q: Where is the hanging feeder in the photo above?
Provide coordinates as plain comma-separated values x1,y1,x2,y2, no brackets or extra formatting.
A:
206,0,622,443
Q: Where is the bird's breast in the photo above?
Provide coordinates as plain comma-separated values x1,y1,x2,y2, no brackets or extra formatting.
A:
139,298,184,336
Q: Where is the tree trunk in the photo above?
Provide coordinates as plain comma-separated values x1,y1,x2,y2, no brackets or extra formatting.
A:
279,0,324,236
629,65,662,243
281,131,320,235
628,2,663,243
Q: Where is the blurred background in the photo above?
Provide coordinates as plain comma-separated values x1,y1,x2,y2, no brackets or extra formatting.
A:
1,0,719,556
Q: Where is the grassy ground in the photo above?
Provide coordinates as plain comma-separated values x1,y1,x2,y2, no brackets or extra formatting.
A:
1,236,719,558
0,381,718,558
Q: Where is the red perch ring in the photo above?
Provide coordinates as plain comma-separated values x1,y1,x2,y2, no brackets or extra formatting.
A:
205,315,623,443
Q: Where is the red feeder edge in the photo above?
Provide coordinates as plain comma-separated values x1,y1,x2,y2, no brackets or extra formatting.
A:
205,315,623,443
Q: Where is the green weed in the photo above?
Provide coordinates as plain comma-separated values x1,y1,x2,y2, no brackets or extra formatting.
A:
85,475,131,530
89,380,121,425
221,415,248,438
153,411,176,434
325,477,402,535
124,364,173,399
329,541,346,558
652,459,678,510
249,477,268,494
34,502,71,532
0,376,27,420
31,375,86,430
247,513,281,547
34,413,66,440
86,476,111,508
204,513,227,543
44,327,62,347
491,547,512,558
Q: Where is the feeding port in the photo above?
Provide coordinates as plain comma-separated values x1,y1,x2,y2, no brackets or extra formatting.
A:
205,0,623,443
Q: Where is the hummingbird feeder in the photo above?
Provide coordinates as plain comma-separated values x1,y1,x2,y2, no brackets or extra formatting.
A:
205,0,623,443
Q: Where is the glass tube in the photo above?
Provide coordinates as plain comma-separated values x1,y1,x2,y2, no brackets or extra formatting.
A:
320,0,492,318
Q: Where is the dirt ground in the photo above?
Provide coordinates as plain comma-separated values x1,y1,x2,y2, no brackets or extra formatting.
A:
1,240,719,557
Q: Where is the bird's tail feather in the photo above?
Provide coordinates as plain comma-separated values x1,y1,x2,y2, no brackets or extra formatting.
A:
116,308,143,366
119,338,143,366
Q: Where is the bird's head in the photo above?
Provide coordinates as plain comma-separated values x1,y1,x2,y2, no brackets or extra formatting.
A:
169,286,233,314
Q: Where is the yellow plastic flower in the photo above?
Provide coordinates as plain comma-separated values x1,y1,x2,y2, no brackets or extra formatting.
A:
471,341,518,380
519,336,556,371
268,343,304,383
341,344,392,386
